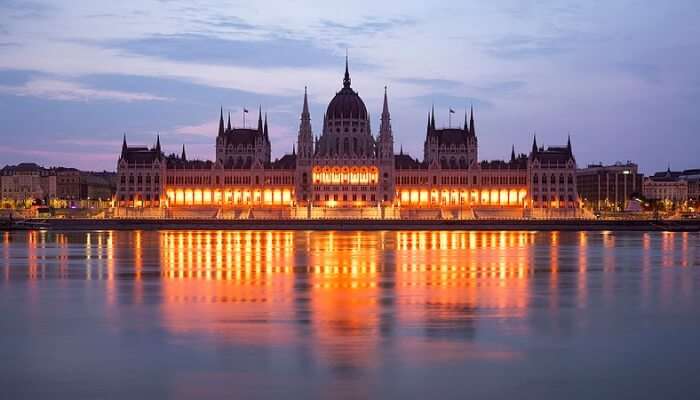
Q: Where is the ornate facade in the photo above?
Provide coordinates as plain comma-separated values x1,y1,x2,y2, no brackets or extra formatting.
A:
116,61,580,218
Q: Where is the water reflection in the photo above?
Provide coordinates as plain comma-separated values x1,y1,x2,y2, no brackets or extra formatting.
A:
1,230,699,398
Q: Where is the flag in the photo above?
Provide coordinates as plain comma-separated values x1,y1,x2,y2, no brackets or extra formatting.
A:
449,108,455,113
243,108,249,113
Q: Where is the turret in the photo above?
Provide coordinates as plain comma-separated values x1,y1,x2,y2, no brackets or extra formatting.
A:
263,113,270,143
218,107,224,136
469,106,475,136
227,112,232,132
297,86,313,161
464,110,469,134
181,144,187,161
257,106,263,133
155,134,161,157
379,86,394,162
511,144,516,162
531,134,538,155
121,134,128,159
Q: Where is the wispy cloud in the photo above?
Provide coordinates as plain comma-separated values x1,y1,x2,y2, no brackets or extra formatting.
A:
398,78,463,90
0,78,172,102
318,16,415,36
108,33,342,68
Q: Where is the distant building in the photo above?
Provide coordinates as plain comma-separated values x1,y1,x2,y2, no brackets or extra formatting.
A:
116,60,579,218
643,169,688,203
0,163,56,207
55,168,82,202
576,162,643,211
679,169,700,203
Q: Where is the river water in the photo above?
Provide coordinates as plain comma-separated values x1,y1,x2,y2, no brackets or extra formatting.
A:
1,230,699,399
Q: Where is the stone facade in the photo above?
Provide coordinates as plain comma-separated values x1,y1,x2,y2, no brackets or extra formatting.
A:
115,62,580,218
576,162,643,211
643,169,689,203
0,163,56,206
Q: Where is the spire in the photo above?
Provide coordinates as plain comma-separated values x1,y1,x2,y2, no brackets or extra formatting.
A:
302,86,310,118
155,134,161,154
400,144,403,155
427,112,431,130
430,105,435,130
181,144,187,161
257,106,263,133
531,134,538,154
227,112,231,131
121,133,127,158
382,86,389,117
264,112,269,142
566,133,572,156
469,105,475,136
218,107,224,136
292,144,296,155
510,144,516,162
380,86,392,141
464,109,469,132
343,50,351,88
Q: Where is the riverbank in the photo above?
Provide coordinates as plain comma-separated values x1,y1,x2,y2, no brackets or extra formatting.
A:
3,218,700,231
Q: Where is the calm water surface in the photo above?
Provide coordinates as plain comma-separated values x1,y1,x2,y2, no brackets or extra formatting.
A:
1,230,699,399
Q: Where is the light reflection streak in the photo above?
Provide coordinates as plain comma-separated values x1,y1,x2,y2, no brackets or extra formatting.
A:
3,229,698,375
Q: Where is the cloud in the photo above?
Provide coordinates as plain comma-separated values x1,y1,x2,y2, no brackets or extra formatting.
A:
318,16,415,36
0,145,115,165
108,33,343,68
409,94,492,112
617,62,662,84
473,80,526,94
0,0,53,19
398,78,463,90
0,78,172,102
482,34,572,59
172,119,219,137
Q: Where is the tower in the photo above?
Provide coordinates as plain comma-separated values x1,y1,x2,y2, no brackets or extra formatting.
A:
296,87,314,204
467,106,478,165
378,86,395,203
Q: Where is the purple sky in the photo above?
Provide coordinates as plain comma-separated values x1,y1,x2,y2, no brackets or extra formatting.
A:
0,0,698,174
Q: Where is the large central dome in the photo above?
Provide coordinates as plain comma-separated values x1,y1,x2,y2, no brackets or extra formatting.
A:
325,59,367,120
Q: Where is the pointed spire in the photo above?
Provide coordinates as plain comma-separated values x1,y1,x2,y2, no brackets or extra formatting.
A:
382,86,389,116
343,50,351,88
302,86,310,118
264,112,269,141
292,144,296,155
430,104,436,130
218,107,224,136
566,133,572,156
400,144,403,155
510,144,516,162
257,106,263,133
531,134,538,154
121,133,128,158
181,144,187,161
155,134,161,153
469,105,475,136
464,109,469,132
227,112,231,131
427,112,431,130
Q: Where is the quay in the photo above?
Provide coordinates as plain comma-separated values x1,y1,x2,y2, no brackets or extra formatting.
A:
3,218,699,232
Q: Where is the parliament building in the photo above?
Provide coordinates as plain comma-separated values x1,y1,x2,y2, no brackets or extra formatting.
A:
116,60,580,219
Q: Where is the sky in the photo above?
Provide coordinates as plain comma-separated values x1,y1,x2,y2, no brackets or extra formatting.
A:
0,0,698,174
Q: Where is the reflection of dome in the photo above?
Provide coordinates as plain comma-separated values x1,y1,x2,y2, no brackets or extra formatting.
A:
325,59,367,120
